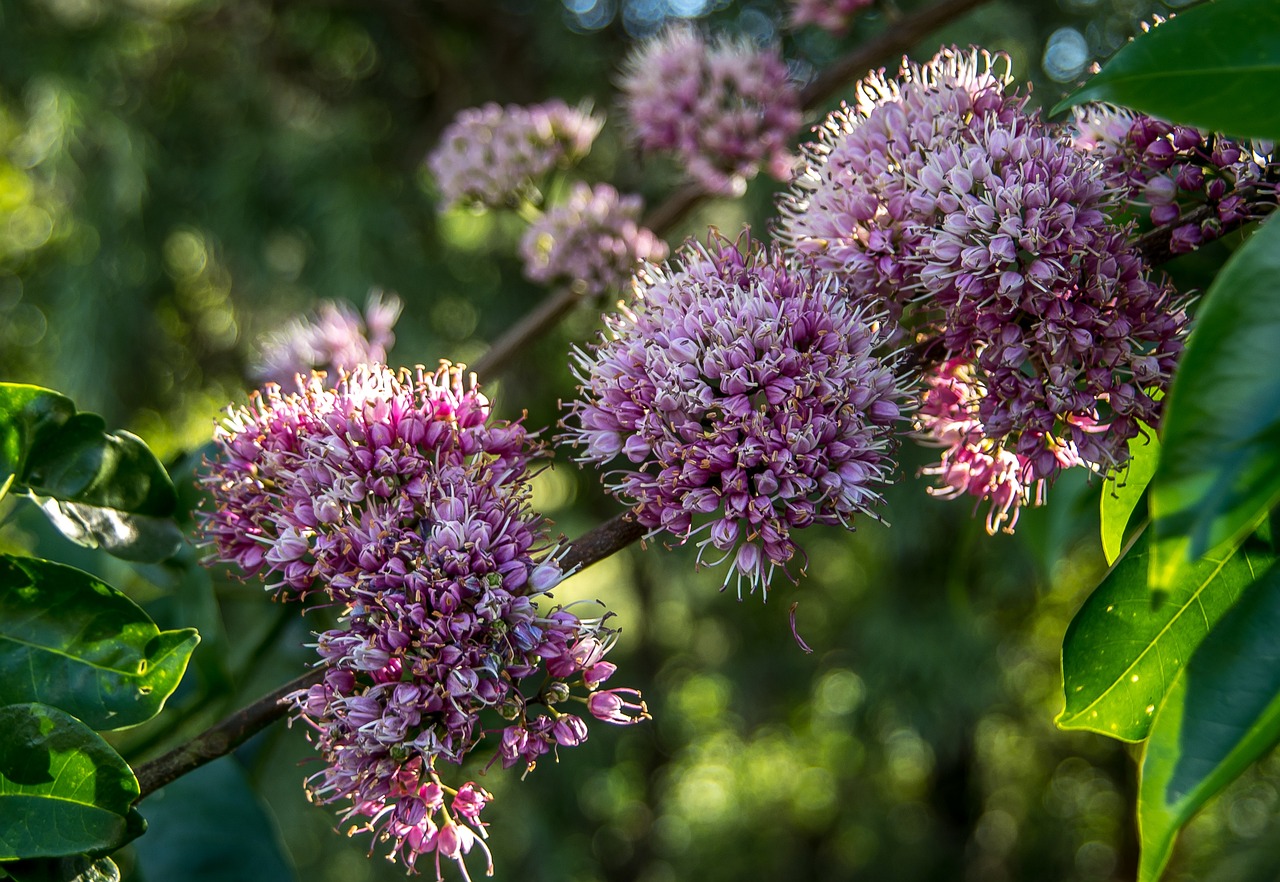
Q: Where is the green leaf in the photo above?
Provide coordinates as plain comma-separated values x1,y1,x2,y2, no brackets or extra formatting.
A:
0,554,199,731
1100,427,1159,566
1148,217,1280,591
133,758,297,882
1052,0,1280,140
1,856,119,882
0,383,180,563
1137,562,1280,881
0,386,75,494
0,703,141,860
1057,530,1273,742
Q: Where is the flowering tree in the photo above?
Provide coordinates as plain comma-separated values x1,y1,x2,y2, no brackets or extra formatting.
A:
2,1,1280,881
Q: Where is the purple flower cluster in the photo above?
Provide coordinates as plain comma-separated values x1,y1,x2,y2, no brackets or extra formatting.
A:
200,363,646,878
905,104,1187,488
427,100,603,210
780,48,1187,526
619,25,802,196
1073,104,1275,253
562,234,905,596
520,182,669,298
777,47,1015,316
252,290,402,386
788,0,875,35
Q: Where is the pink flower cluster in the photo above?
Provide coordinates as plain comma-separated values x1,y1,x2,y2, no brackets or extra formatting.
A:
520,182,669,298
199,363,646,878
789,0,875,35
778,47,1016,317
562,233,905,596
427,100,603,210
1073,105,1275,253
252,290,402,386
780,48,1187,529
619,25,801,196
915,360,1044,534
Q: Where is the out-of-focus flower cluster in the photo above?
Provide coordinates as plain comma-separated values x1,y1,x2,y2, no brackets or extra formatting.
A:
1072,104,1277,253
780,48,1187,531
253,290,402,386
619,25,801,196
427,100,603,210
520,182,669,298
563,233,905,595
200,363,646,879
789,0,875,35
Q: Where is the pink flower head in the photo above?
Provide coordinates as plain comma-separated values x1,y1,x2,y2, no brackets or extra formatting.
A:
563,232,907,597
587,688,649,725
201,362,647,874
788,0,874,35
427,100,603,210
906,104,1187,492
777,46,1016,316
619,25,801,196
520,182,669,298
252,290,402,386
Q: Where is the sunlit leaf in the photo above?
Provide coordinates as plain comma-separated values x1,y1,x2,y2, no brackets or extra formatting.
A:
1057,530,1272,742
0,554,199,731
1148,217,1280,591
0,703,141,860
0,385,75,493
1053,0,1280,139
0,383,180,562
1100,428,1159,566
1137,562,1280,881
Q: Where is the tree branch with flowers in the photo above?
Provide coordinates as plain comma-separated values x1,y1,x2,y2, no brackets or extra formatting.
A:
3,0,1280,881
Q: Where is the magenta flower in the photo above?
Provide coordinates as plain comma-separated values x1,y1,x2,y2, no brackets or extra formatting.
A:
252,290,402,386
427,100,603,210
562,233,906,597
200,362,646,876
619,25,801,196
788,0,875,34
520,182,668,298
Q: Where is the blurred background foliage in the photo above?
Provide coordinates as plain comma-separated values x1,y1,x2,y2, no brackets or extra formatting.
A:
2,0,1277,880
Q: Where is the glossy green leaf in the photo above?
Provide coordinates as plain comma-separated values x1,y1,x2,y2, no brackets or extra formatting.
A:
0,384,180,562
1,856,120,882
0,554,199,731
0,386,75,494
0,703,141,860
1053,0,1280,140
134,758,296,882
1137,562,1280,882
1100,428,1159,566
1057,530,1272,742
1148,217,1280,591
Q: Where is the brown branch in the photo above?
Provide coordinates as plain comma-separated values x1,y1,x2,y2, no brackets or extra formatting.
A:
134,666,324,800
560,510,646,572
472,0,998,379
472,286,580,378
131,511,648,800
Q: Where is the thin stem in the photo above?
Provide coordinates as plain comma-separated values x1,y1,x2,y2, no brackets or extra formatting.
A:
472,0,998,379
0,473,14,506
